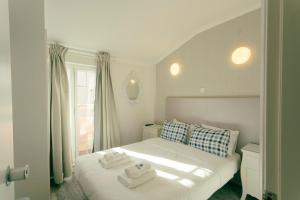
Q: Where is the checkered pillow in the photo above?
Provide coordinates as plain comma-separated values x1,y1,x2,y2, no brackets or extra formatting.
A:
160,121,189,144
189,126,230,157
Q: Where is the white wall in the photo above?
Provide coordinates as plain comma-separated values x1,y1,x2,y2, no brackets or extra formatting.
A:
110,61,155,145
155,10,261,121
9,0,50,199
65,52,155,145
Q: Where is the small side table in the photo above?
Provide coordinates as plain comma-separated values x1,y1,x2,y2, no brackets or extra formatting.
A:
241,143,261,199
142,124,162,140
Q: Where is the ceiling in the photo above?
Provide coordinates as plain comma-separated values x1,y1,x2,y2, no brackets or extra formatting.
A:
45,0,260,65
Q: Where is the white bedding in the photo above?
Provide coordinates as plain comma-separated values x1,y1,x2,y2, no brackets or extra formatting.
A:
75,138,241,200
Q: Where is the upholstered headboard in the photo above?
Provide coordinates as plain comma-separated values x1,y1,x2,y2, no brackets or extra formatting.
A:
165,96,260,153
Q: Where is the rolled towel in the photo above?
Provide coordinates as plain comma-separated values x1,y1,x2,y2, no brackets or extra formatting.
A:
125,161,152,179
99,156,131,169
118,169,156,188
104,151,127,162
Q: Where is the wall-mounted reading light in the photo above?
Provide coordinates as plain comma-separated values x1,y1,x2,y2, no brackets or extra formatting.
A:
130,79,136,84
231,47,251,65
170,63,180,76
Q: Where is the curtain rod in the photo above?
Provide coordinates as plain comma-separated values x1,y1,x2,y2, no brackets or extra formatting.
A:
47,41,97,57
47,41,152,67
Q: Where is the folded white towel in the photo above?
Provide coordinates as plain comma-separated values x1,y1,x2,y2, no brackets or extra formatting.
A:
104,151,127,162
125,161,152,179
99,156,131,169
118,169,156,188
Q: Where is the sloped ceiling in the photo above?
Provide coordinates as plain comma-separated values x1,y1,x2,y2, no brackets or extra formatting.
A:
45,0,260,65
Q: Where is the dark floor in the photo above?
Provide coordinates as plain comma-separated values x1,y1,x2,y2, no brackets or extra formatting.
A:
209,181,257,200
51,177,257,200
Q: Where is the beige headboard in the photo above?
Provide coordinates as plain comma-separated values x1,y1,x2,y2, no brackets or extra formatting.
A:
166,96,260,153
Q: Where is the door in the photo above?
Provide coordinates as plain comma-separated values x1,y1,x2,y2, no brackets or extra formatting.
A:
263,0,282,198
0,0,15,199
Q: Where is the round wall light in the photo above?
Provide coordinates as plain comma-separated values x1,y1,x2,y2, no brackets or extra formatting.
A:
170,63,180,76
231,47,251,65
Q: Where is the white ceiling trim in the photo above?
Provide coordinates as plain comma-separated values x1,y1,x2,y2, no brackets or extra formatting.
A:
111,58,155,68
155,6,261,65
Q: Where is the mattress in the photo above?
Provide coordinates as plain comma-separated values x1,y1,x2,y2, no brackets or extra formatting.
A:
75,138,241,200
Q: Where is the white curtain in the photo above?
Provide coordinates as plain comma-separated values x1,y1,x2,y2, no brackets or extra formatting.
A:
94,52,120,151
49,44,72,184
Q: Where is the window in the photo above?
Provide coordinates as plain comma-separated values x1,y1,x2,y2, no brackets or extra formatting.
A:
67,64,96,160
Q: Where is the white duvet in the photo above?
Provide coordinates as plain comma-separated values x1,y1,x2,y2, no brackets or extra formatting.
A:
75,138,241,200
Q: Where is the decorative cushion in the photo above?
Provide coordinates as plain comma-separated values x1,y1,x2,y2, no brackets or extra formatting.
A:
172,118,196,143
189,126,230,157
160,121,189,144
201,124,239,156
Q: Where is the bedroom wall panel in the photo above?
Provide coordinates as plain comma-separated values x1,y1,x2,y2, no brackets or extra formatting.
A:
155,9,261,121
166,97,260,153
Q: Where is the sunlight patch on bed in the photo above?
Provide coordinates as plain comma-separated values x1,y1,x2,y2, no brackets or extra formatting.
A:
178,178,195,188
192,168,214,178
156,170,179,180
114,147,197,173
95,151,105,155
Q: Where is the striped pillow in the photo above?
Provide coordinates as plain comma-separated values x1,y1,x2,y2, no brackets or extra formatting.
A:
160,121,189,144
189,126,230,157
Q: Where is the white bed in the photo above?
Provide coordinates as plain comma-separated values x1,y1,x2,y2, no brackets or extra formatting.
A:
75,138,241,200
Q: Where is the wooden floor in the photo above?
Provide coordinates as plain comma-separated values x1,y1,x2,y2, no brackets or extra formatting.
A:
51,177,257,200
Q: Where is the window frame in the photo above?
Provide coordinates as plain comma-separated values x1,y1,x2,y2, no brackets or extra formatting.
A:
66,62,96,162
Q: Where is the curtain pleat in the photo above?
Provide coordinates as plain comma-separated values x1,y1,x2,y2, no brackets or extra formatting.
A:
49,43,72,184
94,52,120,151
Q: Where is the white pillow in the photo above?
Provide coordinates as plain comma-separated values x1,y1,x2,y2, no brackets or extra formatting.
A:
201,124,239,156
173,118,185,125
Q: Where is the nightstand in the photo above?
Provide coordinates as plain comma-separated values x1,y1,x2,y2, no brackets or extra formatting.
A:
241,144,261,200
142,124,162,140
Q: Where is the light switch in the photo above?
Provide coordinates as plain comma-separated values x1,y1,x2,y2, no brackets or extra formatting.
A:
200,88,206,93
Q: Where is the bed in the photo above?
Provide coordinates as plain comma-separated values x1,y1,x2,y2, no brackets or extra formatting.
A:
75,96,259,200
75,137,240,200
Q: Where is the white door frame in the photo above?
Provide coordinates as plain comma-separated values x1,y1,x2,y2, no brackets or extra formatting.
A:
0,0,14,198
261,0,267,197
261,0,283,199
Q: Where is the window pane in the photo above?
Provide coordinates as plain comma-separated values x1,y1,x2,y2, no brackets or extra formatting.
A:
77,86,89,105
66,66,76,163
76,69,96,156
77,70,87,87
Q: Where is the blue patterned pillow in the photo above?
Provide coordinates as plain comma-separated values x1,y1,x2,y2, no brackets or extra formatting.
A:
160,121,189,144
189,126,230,157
